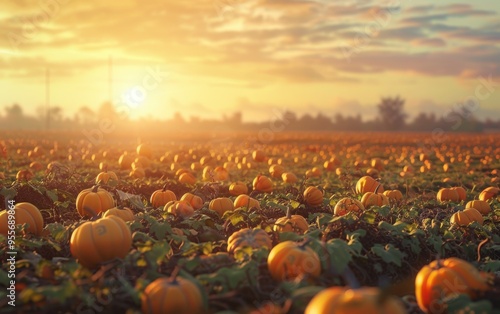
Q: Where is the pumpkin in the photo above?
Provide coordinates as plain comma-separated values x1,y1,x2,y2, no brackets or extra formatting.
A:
180,193,204,210
361,192,390,208
366,168,379,177
252,150,266,162
136,143,152,158
267,240,321,281
234,194,261,210
371,158,385,171
273,208,308,234
141,276,205,314
415,257,492,313
478,186,499,201
269,164,285,178
209,197,234,216
383,190,403,202
16,169,34,181
303,186,323,206
227,228,272,253
465,200,491,215
333,198,365,216
150,188,177,208
305,167,322,178
281,172,298,184
451,187,466,202
450,207,484,226
129,167,145,179
178,172,197,185
164,201,195,218
175,168,191,176
29,161,44,172
253,175,273,193
212,166,229,181
436,188,459,203
70,215,132,268
134,156,152,169
102,206,135,222
76,185,115,218
229,181,248,196
305,286,406,314
95,171,118,185
0,202,44,236
355,176,384,194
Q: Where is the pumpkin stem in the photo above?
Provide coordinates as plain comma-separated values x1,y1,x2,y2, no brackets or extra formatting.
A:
374,183,382,194
477,238,490,262
162,183,168,192
285,206,292,219
170,265,182,283
92,185,100,193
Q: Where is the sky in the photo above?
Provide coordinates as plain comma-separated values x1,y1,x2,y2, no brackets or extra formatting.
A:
1,0,500,122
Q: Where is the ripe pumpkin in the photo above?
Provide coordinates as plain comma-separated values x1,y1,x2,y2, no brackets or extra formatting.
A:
118,153,133,170
178,172,197,185
267,241,321,281
465,200,491,215
150,188,177,208
333,198,365,216
303,186,323,207
415,257,492,313
361,192,390,208
305,286,406,314
70,215,132,269
269,164,285,178
383,190,403,202
102,206,135,222
180,193,204,210
76,185,115,218
141,276,205,314
273,208,309,234
478,186,499,201
227,228,272,253
229,181,248,196
253,175,273,193
371,158,385,171
355,176,384,194
29,161,44,172
212,166,229,181
436,188,459,203
234,194,261,210
451,187,466,202
164,201,195,218
281,172,298,184
209,197,234,216
95,171,118,185
136,143,152,158
450,207,484,226
16,169,34,181
252,150,266,162
129,167,145,179
0,202,44,236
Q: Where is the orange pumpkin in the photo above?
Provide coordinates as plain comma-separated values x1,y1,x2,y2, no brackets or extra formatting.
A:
465,200,491,215
227,228,272,253
371,158,385,171
29,161,44,172
141,276,205,314
303,186,323,207
136,143,152,159
355,176,384,194
333,198,365,216
164,201,195,218
178,172,197,185
252,150,266,162
70,215,132,268
383,190,403,202
305,286,406,314
281,172,298,184
129,167,146,179
450,207,484,226
150,188,177,208
415,257,492,313
234,194,261,210
102,206,135,222
76,185,115,218
361,192,390,208
212,166,229,181
0,202,44,236
451,187,466,202
436,188,459,203
269,164,285,178
273,208,308,234
478,186,499,201
16,169,34,181
209,197,234,216
180,193,204,210
95,171,118,185
229,181,248,196
253,175,273,193
267,241,321,281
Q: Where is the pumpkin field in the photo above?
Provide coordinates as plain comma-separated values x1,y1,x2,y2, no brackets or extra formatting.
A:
0,131,500,314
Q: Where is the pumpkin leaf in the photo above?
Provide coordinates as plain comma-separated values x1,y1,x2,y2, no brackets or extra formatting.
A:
371,244,405,267
0,186,17,200
325,239,353,274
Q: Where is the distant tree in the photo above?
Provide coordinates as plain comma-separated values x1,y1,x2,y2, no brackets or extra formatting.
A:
77,106,96,125
5,103,23,119
411,112,436,131
376,96,407,130
98,101,117,120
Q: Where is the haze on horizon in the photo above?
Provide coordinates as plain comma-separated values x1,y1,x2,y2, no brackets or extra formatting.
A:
1,0,499,122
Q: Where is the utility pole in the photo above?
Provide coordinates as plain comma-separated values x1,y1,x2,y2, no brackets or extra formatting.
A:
108,55,113,102
46,68,50,130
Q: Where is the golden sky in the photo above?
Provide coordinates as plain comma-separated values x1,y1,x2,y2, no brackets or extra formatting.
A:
1,0,500,121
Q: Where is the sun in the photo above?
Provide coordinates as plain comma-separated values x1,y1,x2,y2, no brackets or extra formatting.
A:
122,87,146,109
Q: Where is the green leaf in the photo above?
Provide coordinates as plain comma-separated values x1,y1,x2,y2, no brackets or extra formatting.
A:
0,187,17,200
361,211,376,224
290,200,301,209
45,189,58,202
278,232,302,242
149,220,171,240
373,205,391,217
326,239,353,274
371,244,405,267
45,223,68,242
444,293,492,314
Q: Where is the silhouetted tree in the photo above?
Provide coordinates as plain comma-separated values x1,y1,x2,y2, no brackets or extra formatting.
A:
77,106,96,125
98,101,117,120
5,104,23,119
376,96,407,130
